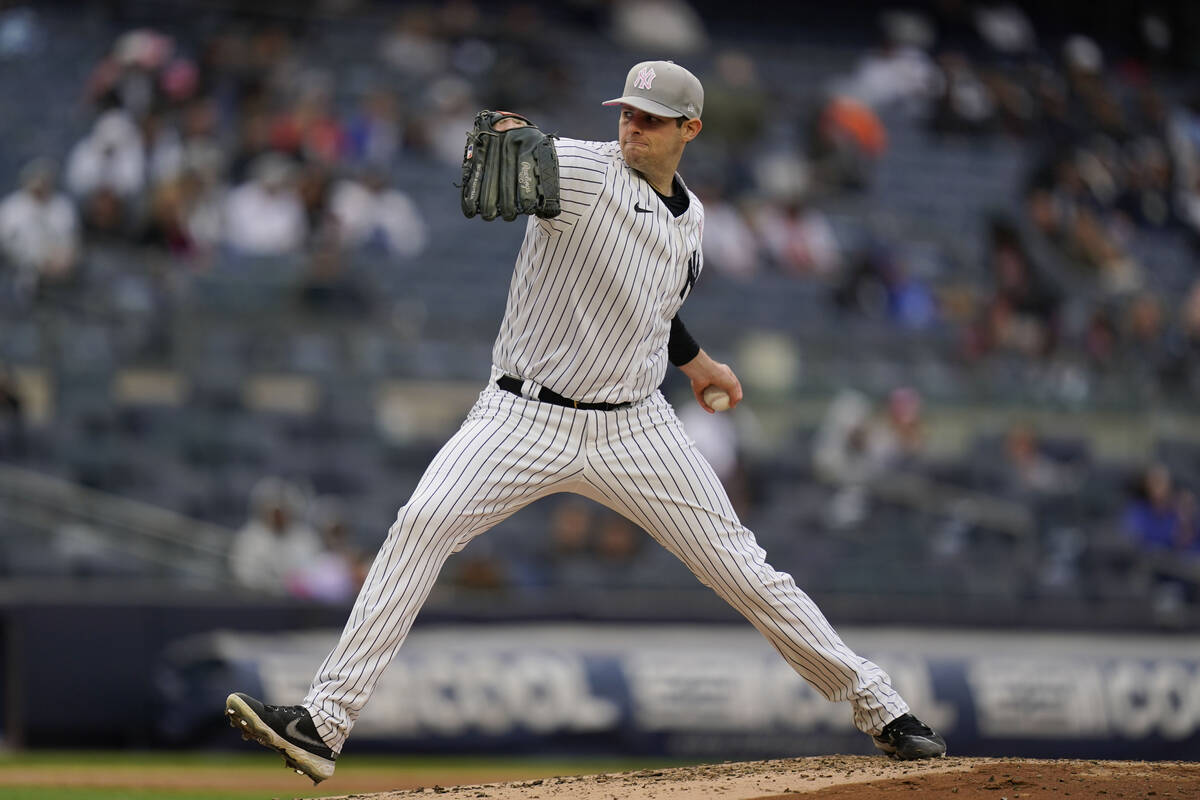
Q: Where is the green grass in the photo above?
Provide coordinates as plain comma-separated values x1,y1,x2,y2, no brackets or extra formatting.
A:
0,791,273,800
0,751,692,800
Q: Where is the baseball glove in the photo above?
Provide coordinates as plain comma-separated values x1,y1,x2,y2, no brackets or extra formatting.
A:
461,110,561,221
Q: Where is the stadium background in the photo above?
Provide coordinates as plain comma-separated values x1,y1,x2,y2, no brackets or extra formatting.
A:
0,0,1198,777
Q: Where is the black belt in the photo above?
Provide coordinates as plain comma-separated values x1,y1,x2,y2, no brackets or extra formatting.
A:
497,375,631,411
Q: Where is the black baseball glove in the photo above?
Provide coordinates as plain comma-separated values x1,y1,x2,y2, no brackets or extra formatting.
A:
461,110,561,221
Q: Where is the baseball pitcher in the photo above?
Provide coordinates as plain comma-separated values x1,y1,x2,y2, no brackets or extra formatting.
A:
226,60,946,783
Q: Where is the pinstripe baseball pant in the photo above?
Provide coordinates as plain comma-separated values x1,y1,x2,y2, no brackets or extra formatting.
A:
304,376,909,751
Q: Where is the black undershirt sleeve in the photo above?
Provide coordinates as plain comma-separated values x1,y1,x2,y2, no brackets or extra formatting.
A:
660,179,701,366
668,314,701,366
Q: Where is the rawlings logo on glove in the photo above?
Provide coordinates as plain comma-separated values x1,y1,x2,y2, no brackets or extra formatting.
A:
461,110,561,221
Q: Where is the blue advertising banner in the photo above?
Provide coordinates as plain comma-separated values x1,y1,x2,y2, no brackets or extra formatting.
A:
158,625,1200,759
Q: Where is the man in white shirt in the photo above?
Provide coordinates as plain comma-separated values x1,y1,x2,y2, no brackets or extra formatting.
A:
224,154,307,256
0,158,80,297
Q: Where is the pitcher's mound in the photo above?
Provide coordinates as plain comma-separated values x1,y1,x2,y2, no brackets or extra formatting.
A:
309,755,1200,800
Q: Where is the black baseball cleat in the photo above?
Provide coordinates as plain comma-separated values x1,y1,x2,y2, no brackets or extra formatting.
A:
872,713,947,760
225,692,337,784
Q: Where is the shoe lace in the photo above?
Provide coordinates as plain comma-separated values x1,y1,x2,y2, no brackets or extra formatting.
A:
265,703,306,723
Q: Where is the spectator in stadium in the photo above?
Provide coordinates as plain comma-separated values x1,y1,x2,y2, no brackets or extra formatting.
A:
609,0,707,54
342,88,404,167
145,159,225,257
696,50,769,161
1023,180,1073,263
930,51,998,137
833,243,938,330
966,218,1062,359
1083,304,1120,369
145,98,225,189
66,109,146,202
378,6,450,79
756,197,843,277
1022,153,1138,296
328,169,428,258
65,109,147,238
1122,463,1185,552
268,75,343,166
830,11,938,116
1127,470,1200,615
286,496,368,603
0,158,80,298
1125,292,1167,353
1068,208,1143,295
550,509,655,590
1114,292,1172,384
450,548,511,593
85,28,175,117
407,75,478,167
1116,137,1175,230
813,388,924,528
884,386,925,463
223,153,307,256
805,94,888,192
999,422,1078,499
228,477,323,595
693,184,760,280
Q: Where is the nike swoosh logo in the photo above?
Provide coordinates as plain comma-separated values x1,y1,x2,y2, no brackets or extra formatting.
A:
284,716,328,751
634,203,654,213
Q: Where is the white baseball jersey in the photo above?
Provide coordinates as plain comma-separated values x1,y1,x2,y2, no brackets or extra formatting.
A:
494,137,702,405
301,136,910,754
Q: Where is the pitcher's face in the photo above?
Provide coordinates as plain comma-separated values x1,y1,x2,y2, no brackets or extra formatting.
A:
617,106,697,176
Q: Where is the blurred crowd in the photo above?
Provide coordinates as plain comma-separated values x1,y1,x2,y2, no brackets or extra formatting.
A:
0,1,1198,606
229,476,368,602
2,2,1198,347
0,16,445,303
695,4,1200,397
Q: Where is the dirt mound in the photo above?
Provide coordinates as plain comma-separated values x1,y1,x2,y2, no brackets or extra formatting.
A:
308,756,1200,800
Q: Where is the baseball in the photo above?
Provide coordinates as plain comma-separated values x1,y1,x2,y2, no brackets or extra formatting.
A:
703,386,731,412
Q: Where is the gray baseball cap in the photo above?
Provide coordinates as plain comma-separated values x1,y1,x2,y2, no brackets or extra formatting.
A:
602,60,703,119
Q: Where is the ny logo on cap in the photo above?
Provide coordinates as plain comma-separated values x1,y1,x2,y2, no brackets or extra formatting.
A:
634,66,656,90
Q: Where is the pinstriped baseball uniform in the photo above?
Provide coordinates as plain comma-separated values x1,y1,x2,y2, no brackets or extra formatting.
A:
495,138,691,405
299,135,911,753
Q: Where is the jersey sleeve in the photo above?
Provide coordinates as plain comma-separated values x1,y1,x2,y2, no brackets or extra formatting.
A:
551,138,616,218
